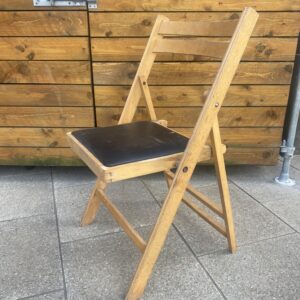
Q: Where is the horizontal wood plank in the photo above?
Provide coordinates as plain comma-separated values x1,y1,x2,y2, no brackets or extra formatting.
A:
0,147,83,166
0,85,93,106
153,38,228,59
0,146,278,166
90,12,300,37
158,20,238,37
0,127,281,148
94,85,289,107
0,61,91,84
0,0,86,10
0,12,88,36
222,147,279,165
0,107,94,127
0,37,89,60
95,85,289,107
96,107,286,127
93,62,293,85
91,0,300,12
92,37,297,62
0,127,75,147
176,127,282,147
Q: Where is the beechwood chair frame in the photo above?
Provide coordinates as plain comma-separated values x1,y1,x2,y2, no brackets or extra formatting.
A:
67,7,258,300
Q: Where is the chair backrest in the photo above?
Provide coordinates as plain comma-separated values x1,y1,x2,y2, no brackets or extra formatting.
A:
119,7,258,148
118,8,258,127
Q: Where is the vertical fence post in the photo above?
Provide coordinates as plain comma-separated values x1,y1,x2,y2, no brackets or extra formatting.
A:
275,33,300,186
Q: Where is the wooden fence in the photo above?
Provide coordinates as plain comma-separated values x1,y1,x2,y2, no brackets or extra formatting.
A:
0,0,299,165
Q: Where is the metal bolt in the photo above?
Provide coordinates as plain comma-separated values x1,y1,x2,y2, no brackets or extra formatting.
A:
182,166,188,173
215,102,219,107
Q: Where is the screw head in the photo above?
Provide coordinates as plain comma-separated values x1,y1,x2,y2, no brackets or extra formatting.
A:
215,102,219,107
182,166,188,173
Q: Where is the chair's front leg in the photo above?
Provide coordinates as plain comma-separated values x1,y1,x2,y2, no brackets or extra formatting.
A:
81,179,107,226
126,177,184,300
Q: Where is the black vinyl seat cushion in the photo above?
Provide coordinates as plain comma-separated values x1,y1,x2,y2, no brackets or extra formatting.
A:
71,121,189,167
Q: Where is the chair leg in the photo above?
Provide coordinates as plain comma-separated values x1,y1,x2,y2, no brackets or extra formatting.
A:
81,179,107,226
126,179,184,300
211,120,236,253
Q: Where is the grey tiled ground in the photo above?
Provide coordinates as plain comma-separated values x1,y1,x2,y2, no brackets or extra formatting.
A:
291,155,300,170
0,158,299,299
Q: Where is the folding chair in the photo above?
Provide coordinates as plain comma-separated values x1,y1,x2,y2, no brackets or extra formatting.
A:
67,7,258,299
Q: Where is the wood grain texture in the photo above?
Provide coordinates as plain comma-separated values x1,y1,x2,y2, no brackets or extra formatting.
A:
0,147,83,166
0,61,91,84
0,3,289,166
0,37,89,60
0,127,76,147
0,12,88,36
0,0,86,10
0,107,94,127
94,85,289,107
90,12,300,37
222,147,279,165
91,0,300,12
126,8,258,295
176,127,282,147
0,85,93,106
0,146,278,166
93,62,293,85
92,37,297,62
0,127,281,148
96,107,286,127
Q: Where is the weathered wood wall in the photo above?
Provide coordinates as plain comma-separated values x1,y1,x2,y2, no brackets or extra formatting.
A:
0,3,93,165
90,0,299,165
0,0,299,165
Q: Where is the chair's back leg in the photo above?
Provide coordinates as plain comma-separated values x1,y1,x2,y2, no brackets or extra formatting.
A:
81,180,107,226
118,15,168,125
210,120,236,252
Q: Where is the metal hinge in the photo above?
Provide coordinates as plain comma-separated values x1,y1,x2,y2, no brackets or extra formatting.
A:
33,0,97,8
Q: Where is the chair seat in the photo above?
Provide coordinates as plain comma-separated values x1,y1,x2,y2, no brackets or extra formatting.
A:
70,121,189,167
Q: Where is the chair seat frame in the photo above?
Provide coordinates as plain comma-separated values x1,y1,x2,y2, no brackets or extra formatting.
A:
67,8,258,299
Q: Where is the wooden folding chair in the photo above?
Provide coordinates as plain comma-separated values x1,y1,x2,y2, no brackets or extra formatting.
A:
67,7,258,299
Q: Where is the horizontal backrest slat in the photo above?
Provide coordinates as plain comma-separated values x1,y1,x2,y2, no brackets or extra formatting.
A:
158,20,238,37
153,39,229,58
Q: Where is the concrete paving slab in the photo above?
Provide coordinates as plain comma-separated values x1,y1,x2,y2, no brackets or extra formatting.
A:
199,233,300,300
291,155,300,170
25,290,65,300
0,172,54,222
176,184,294,255
0,166,50,178
144,179,294,255
0,215,63,299
62,227,223,300
228,164,300,203
52,167,96,189
262,196,300,232
54,180,160,243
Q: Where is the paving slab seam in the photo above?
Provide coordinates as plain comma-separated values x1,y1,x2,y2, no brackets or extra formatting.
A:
50,168,68,300
197,231,299,258
229,179,299,234
141,179,228,300
60,223,154,245
290,164,300,171
0,212,51,225
17,288,65,300
53,181,96,192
